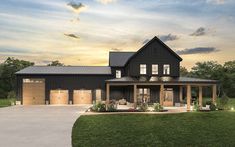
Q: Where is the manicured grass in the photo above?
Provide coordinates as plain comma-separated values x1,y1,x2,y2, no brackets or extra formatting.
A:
0,99,14,107
72,112,235,147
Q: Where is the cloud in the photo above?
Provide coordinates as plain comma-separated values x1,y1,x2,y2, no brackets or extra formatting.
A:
190,27,207,36
96,0,117,4
206,0,225,5
64,33,80,39
0,47,29,53
176,47,219,55
158,34,179,42
67,2,87,13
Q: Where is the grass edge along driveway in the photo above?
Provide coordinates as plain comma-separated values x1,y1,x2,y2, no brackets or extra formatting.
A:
72,112,235,147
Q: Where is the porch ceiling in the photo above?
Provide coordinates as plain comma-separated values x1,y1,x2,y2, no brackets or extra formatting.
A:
106,76,218,85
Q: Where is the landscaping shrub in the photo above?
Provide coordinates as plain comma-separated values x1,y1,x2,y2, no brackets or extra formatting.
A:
205,100,217,111
92,102,106,112
153,103,163,112
210,103,217,111
193,100,200,111
138,103,148,112
107,100,117,112
217,94,230,110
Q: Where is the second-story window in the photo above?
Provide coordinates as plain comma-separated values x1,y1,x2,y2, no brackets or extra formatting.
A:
116,70,121,78
152,64,158,75
140,64,147,74
163,64,170,75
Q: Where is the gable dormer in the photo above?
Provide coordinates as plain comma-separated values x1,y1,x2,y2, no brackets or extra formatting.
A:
124,36,182,77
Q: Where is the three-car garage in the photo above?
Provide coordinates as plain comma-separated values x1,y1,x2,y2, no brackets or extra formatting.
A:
22,78,95,105
16,66,111,105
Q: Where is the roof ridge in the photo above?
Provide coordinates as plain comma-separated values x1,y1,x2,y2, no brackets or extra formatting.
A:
109,51,135,53
30,66,110,67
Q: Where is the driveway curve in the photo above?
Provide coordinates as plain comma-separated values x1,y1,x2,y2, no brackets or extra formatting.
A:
0,105,90,147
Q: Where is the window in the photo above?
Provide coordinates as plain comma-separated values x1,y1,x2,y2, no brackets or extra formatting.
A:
23,78,45,83
163,64,170,75
116,70,121,78
152,64,158,75
140,64,147,74
137,88,150,103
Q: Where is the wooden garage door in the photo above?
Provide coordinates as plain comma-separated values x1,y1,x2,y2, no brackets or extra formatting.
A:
23,79,45,105
73,90,92,104
50,90,69,105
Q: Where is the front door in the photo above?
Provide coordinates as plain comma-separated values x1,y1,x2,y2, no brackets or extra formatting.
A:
163,88,173,106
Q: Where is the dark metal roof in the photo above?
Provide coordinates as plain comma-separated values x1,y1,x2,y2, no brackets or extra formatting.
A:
106,76,218,84
109,52,135,67
16,66,112,75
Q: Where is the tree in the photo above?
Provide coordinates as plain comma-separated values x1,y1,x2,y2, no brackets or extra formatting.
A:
223,61,235,97
180,66,189,77
189,61,224,97
190,61,223,80
0,57,34,98
47,60,64,66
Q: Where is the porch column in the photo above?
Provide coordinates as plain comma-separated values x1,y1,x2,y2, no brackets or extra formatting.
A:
179,86,183,102
160,84,164,105
186,84,191,111
133,84,137,109
106,83,110,110
212,84,217,104
199,86,203,108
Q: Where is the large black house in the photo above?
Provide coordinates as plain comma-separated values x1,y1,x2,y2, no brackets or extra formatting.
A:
16,36,218,110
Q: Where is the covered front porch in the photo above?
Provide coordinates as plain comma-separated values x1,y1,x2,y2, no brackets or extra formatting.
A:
105,77,218,111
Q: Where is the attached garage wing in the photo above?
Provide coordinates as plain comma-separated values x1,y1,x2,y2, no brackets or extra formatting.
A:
73,90,92,104
22,79,45,105
50,90,69,105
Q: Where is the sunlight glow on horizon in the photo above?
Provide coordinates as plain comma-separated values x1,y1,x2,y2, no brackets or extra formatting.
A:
0,0,235,70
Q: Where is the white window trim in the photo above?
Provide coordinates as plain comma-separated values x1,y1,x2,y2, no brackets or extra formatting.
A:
163,64,170,75
140,64,147,75
152,64,158,75
116,70,121,78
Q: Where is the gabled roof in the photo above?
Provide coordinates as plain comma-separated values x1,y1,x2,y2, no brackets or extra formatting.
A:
16,66,112,75
109,52,135,67
124,36,183,66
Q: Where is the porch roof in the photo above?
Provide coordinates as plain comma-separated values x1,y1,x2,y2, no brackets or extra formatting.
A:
106,76,218,84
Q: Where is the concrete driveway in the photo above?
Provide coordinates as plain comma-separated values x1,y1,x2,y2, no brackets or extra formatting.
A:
0,105,90,147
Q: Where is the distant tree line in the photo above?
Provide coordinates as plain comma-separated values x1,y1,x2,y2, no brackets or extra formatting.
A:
0,57,234,98
180,61,235,98
0,58,64,98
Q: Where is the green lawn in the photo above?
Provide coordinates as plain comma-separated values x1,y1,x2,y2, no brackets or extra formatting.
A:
0,99,14,107
72,112,235,147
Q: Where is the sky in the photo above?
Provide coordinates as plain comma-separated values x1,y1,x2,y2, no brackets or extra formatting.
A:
0,0,235,70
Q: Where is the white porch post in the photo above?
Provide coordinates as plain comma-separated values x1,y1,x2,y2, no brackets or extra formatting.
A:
187,84,191,111
212,84,217,104
160,84,164,106
133,84,137,109
106,83,110,110
199,86,203,108
179,86,183,103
